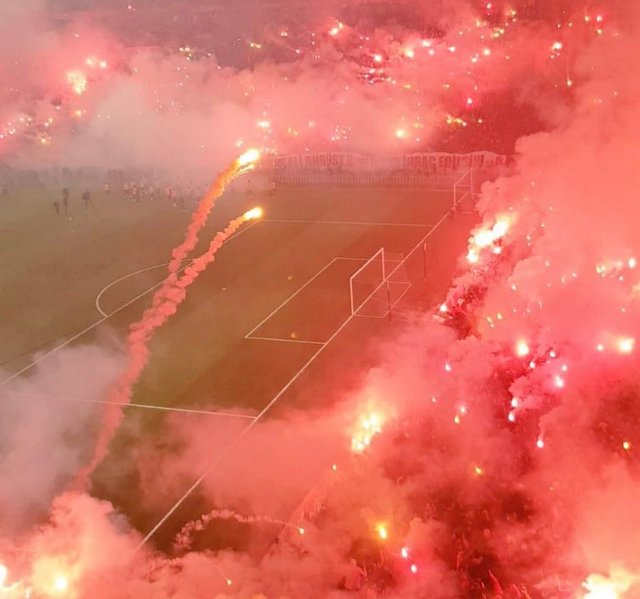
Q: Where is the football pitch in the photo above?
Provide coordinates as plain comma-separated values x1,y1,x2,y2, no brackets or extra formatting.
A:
0,180,476,549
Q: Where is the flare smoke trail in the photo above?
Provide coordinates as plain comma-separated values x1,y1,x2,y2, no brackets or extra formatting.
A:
78,153,262,485
174,506,301,552
154,149,261,304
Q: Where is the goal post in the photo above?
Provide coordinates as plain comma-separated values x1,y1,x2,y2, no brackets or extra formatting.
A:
452,167,474,211
349,248,386,316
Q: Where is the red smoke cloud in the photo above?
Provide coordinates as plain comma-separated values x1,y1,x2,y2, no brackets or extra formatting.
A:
79,152,262,484
3,1,640,598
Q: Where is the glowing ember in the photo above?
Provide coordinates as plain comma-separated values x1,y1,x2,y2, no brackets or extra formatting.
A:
66,70,88,95
351,409,385,453
375,522,388,541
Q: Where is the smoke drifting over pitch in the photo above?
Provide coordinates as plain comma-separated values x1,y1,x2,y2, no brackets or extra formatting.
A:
2,1,640,598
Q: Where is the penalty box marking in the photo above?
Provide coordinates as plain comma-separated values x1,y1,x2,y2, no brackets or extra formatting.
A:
243,256,403,344
265,218,434,228
137,210,453,550
95,221,259,318
10,391,256,420
0,221,259,391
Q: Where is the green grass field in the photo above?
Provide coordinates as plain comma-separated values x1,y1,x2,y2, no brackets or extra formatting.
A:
0,180,476,548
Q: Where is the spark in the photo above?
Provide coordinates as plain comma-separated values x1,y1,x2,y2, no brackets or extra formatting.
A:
66,70,88,95
351,409,385,453
328,22,344,36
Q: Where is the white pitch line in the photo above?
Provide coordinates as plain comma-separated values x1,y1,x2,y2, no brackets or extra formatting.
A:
95,221,258,318
137,209,453,549
245,336,325,345
95,262,191,318
244,258,339,339
1,286,158,389
334,256,403,263
8,391,256,419
355,281,413,320
265,218,433,228
0,220,259,389
244,257,405,341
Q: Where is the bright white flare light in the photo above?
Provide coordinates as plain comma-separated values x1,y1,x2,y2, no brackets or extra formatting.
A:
53,575,69,593
351,410,385,452
237,148,261,167
582,569,637,599
515,340,530,357
243,207,263,220
617,337,635,354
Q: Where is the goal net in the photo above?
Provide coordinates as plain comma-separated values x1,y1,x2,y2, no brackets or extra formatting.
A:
349,248,386,316
453,167,474,211
349,249,412,318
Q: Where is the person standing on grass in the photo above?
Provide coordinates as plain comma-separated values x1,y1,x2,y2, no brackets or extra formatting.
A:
82,189,92,207
53,199,60,217
62,188,69,216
